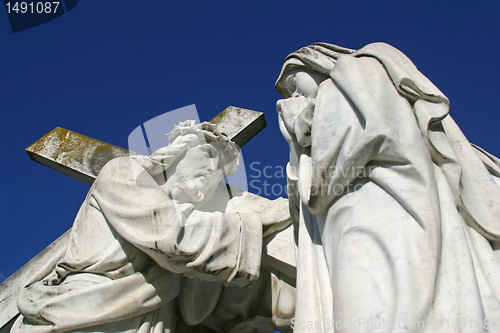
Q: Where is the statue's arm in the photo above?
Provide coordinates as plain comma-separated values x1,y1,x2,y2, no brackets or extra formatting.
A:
226,193,291,237
277,114,301,230
90,157,262,287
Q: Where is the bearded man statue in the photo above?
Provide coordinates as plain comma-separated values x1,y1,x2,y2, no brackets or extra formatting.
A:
276,42,500,332
13,121,293,333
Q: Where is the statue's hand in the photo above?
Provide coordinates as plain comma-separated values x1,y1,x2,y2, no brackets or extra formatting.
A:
260,197,292,237
277,96,311,134
277,96,315,147
226,195,291,237
294,100,314,147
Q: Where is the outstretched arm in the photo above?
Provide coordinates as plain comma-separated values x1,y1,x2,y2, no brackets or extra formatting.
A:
91,157,263,287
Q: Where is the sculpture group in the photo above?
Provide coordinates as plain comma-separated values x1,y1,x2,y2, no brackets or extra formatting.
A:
10,42,500,333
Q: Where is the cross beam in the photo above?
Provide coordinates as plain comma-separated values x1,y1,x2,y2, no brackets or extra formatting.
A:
25,106,267,185
0,106,295,332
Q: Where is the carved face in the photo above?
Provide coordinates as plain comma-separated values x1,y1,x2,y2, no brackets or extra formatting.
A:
166,144,223,202
277,68,329,147
284,68,327,99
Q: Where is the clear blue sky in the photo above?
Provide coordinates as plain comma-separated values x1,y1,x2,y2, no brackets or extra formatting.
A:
1,1,499,282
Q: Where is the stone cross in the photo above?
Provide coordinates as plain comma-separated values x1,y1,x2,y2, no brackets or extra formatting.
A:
0,106,295,332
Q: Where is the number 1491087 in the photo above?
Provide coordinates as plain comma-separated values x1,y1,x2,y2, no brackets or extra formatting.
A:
5,2,61,14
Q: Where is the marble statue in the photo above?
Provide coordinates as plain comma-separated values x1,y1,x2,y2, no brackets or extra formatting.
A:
276,42,500,332
12,120,294,333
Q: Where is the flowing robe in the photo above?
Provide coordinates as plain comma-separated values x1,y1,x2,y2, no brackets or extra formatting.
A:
12,156,271,333
290,43,500,332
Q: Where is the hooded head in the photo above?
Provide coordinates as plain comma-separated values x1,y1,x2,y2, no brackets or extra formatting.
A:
275,42,355,98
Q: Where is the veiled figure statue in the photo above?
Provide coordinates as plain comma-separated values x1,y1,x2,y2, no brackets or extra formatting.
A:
276,42,500,332
13,121,294,333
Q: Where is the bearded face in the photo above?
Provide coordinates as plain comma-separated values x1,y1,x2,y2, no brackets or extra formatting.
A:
165,144,223,203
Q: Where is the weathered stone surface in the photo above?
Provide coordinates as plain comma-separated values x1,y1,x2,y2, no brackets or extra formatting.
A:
209,106,266,148
0,231,70,328
1,107,291,333
25,107,266,186
11,120,294,333
277,42,500,332
26,127,131,185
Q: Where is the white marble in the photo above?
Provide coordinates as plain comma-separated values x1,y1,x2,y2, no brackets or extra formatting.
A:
12,120,294,333
277,42,500,332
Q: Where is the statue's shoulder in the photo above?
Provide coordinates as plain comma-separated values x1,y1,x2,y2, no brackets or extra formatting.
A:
101,156,136,170
96,156,144,182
